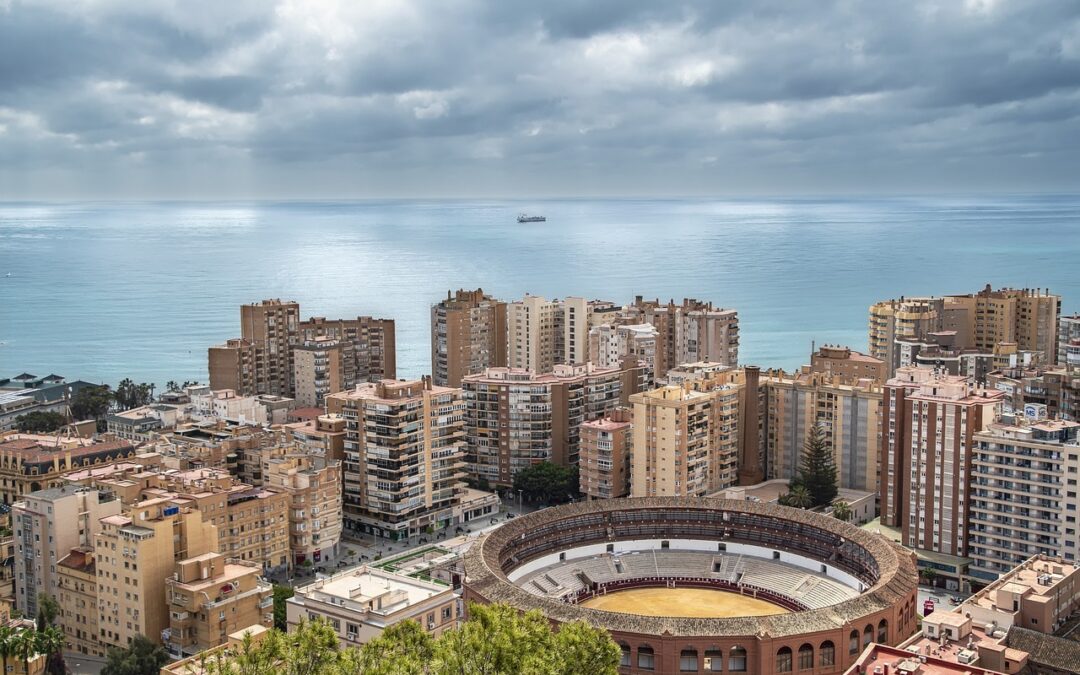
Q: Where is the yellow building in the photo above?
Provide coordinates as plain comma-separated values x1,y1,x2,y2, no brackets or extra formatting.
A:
56,547,103,657
95,499,217,650
264,455,343,565
327,378,466,540
164,552,272,658
629,380,739,498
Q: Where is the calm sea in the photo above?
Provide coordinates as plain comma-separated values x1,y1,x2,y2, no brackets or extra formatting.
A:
1,196,1078,388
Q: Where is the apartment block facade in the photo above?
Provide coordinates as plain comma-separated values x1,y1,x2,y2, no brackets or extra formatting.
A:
762,371,883,493
507,295,563,374
968,418,1080,583
869,286,1060,374
264,455,343,565
13,486,121,618
629,297,740,374
209,299,395,398
431,288,507,387
880,367,1002,583
164,552,272,658
326,378,467,540
629,379,740,498
95,500,217,650
292,337,345,407
462,364,623,487
580,408,633,500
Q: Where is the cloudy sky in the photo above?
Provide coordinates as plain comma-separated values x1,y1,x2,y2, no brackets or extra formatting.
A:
2,0,1079,198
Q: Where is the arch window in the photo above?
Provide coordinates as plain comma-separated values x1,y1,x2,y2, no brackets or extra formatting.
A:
863,625,874,647
680,648,699,672
729,646,747,672
619,643,630,668
704,647,723,672
849,630,859,655
878,619,888,643
776,647,792,673
798,644,813,670
638,645,655,671
820,640,835,667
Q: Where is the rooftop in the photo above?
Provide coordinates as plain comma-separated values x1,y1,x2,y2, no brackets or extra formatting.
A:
845,644,1002,675
293,565,451,617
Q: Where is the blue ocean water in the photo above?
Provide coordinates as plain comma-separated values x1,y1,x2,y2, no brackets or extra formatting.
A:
1,196,1077,388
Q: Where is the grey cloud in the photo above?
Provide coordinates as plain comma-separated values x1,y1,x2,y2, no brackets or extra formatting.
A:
1,0,1079,198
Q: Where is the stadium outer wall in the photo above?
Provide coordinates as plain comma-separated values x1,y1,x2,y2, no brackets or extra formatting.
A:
463,497,919,675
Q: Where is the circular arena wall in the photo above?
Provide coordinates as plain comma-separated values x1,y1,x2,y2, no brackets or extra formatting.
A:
463,497,919,675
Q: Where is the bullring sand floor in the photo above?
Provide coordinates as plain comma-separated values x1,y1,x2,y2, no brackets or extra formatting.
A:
580,587,791,618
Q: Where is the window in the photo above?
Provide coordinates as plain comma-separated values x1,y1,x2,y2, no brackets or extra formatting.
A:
863,625,873,647
776,647,792,673
728,646,747,672
704,648,723,672
638,646,655,671
849,630,860,655
820,641,835,667
680,648,699,672
619,644,631,668
878,619,888,642
798,644,813,670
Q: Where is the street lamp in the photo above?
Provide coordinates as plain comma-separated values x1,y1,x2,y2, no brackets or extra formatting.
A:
517,489,523,513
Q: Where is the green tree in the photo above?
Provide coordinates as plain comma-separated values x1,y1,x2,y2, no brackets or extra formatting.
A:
831,500,853,522
101,635,170,675
352,621,432,674
70,385,113,426
36,592,60,630
12,629,38,675
0,625,16,675
15,411,67,433
793,424,838,508
272,584,295,631
921,567,939,587
513,462,578,505
36,625,67,675
781,484,813,509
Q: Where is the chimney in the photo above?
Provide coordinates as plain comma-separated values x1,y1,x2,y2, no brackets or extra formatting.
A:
738,366,764,485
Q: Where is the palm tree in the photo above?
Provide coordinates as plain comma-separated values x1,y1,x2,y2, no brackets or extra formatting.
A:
36,625,67,675
12,628,38,675
784,485,813,509
831,500,853,522
0,625,16,675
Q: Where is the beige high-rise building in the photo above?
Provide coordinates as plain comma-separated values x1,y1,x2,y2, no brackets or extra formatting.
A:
431,288,507,387
879,367,1002,587
507,295,563,373
209,299,395,397
56,547,102,656
1058,315,1080,365
292,337,345,408
969,417,1080,583
12,486,121,618
164,552,272,658
588,323,658,383
629,377,741,498
264,455,343,565
326,378,466,540
563,297,617,365
629,297,740,374
65,465,292,574
95,499,217,650
762,370,883,492
580,408,633,500
462,363,624,487
869,286,1059,374
809,344,886,384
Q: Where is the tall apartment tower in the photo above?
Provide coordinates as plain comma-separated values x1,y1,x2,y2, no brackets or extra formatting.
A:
1058,315,1080,365
969,417,1080,583
629,376,741,498
762,370,883,492
326,378,466,541
210,299,395,397
563,297,618,365
431,289,508,387
870,287,1060,375
880,367,1002,565
588,323,658,384
809,344,886,384
95,500,218,651
580,408,633,500
293,337,345,407
462,364,624,487
507,295,563,374
629,297,740,374
12,486,121,617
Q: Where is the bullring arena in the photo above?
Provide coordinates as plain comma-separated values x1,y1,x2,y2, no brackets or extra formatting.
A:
463,497,920,674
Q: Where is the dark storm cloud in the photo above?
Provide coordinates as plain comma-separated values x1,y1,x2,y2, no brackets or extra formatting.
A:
1,0,1079,198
